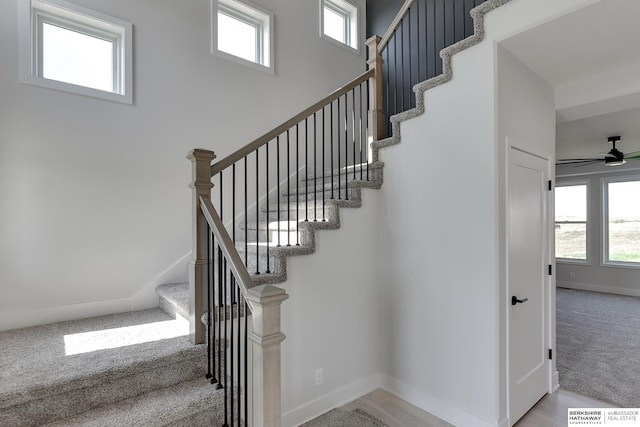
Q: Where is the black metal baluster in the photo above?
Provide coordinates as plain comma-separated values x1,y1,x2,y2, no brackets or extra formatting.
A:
216,241,223,391
337,96,341,199
232,164,236,296
222,258,228,426
229,272,234,427
359,83,363,181
265,142,270,273
344,93,349,200
352,88,356,182
236,282,241,427
305,117,309,222
277,136,281,247
244,158,248,267
322,107,326,221
287,129,291,246
255,149,260,274
366,79,370,181
243,298,248,426
330,102,334,200
401,18,405,111
206,224,213,383
296,123,300,246
313,112,318,222
218,172,224,393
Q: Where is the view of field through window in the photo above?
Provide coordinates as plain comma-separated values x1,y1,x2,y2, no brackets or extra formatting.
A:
607,180,640,263
555,184,587,260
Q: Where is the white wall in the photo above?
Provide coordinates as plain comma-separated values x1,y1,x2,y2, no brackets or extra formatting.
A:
279,190,384,426
556,165,640,296
373,1,590,426
0,0,366,330
497,44,557,420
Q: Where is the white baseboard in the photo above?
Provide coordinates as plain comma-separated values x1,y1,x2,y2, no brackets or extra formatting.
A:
379,374,503,427
282,374,381,427
557,281,640,298
552,370,560,392
0,297,135,331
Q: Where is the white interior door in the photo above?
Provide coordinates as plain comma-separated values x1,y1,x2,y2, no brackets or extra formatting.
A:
508,147,550,425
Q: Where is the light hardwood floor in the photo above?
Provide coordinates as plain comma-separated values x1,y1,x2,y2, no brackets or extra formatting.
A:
341,388,614,426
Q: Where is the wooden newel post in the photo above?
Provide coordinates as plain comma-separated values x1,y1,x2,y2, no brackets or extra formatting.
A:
366,35,385,142
187,148,216,344
246,284,289,427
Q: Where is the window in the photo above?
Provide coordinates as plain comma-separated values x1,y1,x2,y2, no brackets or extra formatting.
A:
212,0,273,71
555,183,588,261
19,0,133,103
321,0,358,51
603,178,640,266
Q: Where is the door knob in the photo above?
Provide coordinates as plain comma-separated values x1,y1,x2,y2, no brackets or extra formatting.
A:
512,296,528,306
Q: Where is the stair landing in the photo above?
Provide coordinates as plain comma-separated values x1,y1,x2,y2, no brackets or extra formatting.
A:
0,308,219,426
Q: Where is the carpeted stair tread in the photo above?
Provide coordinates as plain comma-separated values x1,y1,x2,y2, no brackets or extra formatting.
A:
156,282,189,319
41,378,225,427
0,309,204,426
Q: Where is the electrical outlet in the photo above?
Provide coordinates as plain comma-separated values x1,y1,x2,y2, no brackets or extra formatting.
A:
570,272,576,279
314,368,323,386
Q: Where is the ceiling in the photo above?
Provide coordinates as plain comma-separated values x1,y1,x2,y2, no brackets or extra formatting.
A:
499,0,640,164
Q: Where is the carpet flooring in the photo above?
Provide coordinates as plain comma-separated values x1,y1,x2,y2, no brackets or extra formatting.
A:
557,288,640,407
302,408,389,427
0,309,214,426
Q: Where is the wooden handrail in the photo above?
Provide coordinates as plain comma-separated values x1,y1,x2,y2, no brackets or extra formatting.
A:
377,0,417,53
211,68,374,176
199,195,254,297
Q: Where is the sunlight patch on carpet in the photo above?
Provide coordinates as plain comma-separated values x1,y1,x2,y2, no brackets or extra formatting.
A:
64,316,189,355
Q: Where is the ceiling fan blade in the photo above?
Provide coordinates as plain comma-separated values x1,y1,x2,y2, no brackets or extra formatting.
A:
575,160,603,168
556,158,602,165
625,151,640,160
601,152,616,158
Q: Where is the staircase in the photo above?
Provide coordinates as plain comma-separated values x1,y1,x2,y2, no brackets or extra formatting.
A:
0,303,224,426
0,0,511,425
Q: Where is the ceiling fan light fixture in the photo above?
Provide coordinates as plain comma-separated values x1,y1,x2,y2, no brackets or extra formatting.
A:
605,158,626,167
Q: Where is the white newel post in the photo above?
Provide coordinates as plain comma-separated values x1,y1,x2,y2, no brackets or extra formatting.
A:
246,284,289,427
187,148,216,345
366,35,385,142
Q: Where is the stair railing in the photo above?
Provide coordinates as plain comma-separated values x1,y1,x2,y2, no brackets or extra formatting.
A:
188,62,380,426
186,1,494,423
375,0,488,137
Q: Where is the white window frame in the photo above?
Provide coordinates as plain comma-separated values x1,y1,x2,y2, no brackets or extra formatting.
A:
555,180,590,264
320,0,359,53
19,0,133,104
211,0,274,73
602,175,640,269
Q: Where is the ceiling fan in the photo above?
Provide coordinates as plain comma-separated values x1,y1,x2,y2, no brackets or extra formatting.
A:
557,136,640,167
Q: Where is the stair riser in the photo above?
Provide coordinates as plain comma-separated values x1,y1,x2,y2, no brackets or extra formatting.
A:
284,187,356,203
238,228,301,245
0,353,207,427
301,167,383,185
235,246,281,274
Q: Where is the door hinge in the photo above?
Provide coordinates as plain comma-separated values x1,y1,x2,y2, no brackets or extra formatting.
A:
549,349,553,360
548,180,552,191
548,265,553,275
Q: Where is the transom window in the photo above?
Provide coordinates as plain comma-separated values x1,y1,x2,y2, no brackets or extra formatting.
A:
555,183,588,261
213,0,273,71
603,178,640,266
321,0,358,51
20,0,132,103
